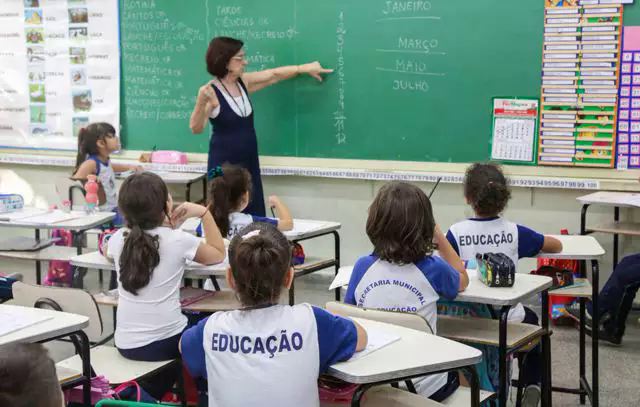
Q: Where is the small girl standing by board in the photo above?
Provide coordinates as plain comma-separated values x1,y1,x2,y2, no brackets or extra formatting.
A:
71,122,141,218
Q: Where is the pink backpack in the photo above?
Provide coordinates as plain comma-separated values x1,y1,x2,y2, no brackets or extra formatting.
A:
44,229,74,287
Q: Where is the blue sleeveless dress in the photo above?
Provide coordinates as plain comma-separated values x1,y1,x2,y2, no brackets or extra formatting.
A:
208,79,266,216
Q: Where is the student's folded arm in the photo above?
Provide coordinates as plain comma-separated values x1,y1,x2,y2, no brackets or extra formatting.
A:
542,235,563,253
433,225,468,291
193,211,226,264
179,320,208,379
352,319,368,352
271,197,293,231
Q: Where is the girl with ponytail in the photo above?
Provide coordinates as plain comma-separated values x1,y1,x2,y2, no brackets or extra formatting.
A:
106,172,225,398
205,163,293,238
444,163,562,400
71,122,141,223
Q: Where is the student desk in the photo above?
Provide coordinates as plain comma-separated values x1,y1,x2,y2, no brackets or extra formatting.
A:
0,304,91,406
577,191,640,268
182,218,343,304
328,318,483,407
539,234,605,407
70,251,227,282
117,170,206,203
0,209,115,285
328,266,553,407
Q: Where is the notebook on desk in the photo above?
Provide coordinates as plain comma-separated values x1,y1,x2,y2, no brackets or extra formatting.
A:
0,207,47,221
349,324,401,361
0,307,53,338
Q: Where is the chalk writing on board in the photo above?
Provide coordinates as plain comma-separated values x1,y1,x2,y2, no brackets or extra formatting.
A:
374,2,444,92
334,11,347,145
122,1,202,121
382,1,433,15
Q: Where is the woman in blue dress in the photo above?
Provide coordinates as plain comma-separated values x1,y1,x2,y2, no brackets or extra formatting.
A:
189,37,331,216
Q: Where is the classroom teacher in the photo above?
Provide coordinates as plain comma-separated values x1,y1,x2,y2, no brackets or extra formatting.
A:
189,37,332,216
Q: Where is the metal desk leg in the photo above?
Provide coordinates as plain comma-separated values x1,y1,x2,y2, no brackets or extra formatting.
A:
613,207,619,268
541,290,552,407
499,305,511,407
34,229,41,284
463,365,481,407
591,259,600,407
77,330,92,407
351,384,371,407
186,181,191,203
202,177,207,202
580,297,586,405
332,231,341,301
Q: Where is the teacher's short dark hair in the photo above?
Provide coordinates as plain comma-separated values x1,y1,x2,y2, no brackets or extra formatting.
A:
206,37,244,77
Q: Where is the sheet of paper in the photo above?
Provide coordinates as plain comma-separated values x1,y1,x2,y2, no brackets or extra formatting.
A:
0,207,47,221
17,210,83,225
0,308,53,338
329,267,353,290
284,220,326,237
349,325,401,361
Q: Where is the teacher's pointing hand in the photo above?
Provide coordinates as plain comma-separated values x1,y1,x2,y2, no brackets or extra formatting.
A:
298,61,333,82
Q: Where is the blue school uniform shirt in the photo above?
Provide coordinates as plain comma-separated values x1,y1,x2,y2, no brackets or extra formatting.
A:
344,254,460,397
196,211,277,239
181,303,357,407
445,217,545,266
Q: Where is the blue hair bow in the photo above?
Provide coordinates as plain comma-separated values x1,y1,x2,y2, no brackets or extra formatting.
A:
207,166,224,180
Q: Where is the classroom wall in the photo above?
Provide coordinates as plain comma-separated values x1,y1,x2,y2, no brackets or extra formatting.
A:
2,162,640,290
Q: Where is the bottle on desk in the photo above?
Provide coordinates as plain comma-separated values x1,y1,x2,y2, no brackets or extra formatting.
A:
84,175,99,213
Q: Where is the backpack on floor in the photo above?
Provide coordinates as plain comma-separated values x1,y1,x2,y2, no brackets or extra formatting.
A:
44,229,74,287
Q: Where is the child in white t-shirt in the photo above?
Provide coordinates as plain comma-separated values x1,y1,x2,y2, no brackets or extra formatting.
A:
180,223,367,407
106,172,225,399
445,162,562,403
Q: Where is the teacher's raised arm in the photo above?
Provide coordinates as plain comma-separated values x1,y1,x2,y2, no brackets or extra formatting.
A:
189,37,331,216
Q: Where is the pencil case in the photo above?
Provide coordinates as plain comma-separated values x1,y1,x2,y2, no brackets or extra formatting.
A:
476,252,515,288
152,151,188,164
0,194,24,213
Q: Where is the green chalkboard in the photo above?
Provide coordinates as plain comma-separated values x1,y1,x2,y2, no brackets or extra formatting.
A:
119,1,640,163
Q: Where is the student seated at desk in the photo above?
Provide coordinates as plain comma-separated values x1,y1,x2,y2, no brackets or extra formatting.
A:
106,172,225,399
204,163,293,238
71,122,141,224
568,253,640,345
345,181,468,402
445,162,562,404
0,343,64,407
180,223,367,407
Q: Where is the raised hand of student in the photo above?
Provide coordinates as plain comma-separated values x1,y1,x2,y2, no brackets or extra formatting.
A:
268,195,294,231
171,202,208,226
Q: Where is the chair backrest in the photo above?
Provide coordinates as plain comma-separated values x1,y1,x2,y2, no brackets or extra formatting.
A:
55,177,86,207
11,281,103,341
325,301,434,334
